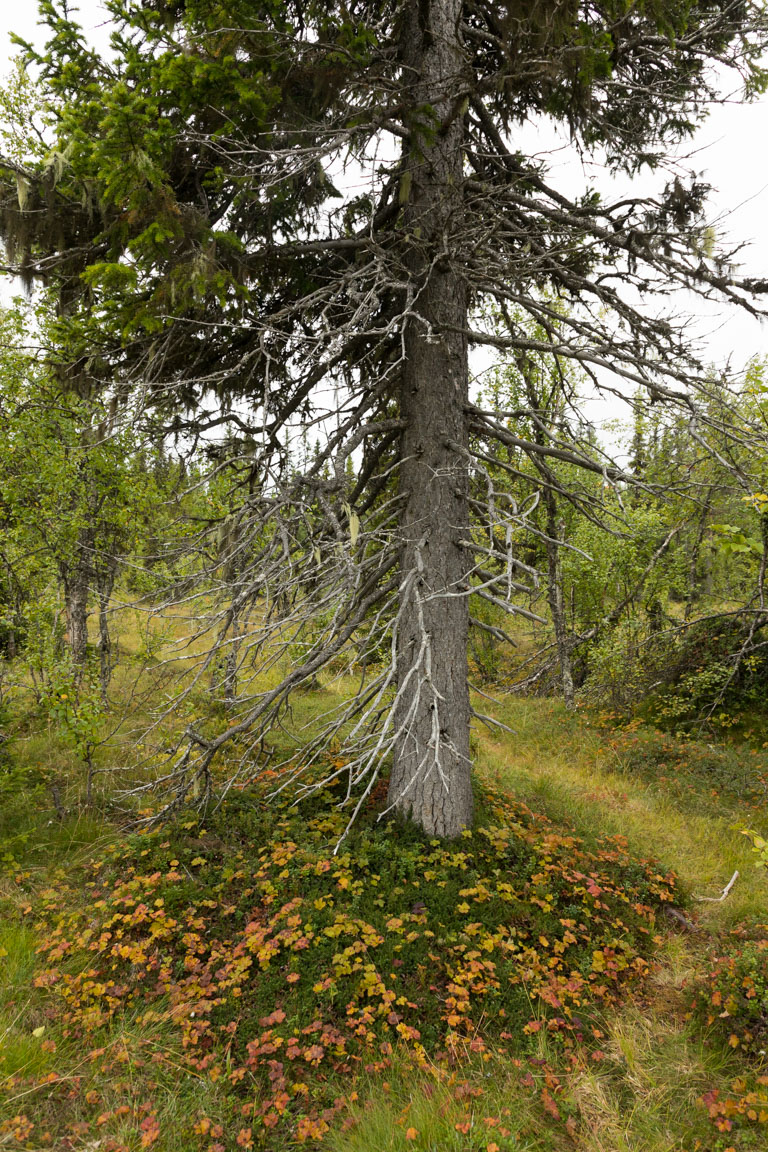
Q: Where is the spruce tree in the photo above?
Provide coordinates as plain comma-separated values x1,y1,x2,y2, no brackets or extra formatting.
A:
1,0,766,835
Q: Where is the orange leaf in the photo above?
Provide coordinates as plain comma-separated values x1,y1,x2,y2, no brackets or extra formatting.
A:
303,1044,325,1065
259,1009,286,1027
541,1088,560,1121
405,1127,419,1141
140,1115,160,1148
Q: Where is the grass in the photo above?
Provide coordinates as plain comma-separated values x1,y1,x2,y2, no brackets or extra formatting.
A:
327,1054,563,1152
473,698,768,926
2,642,768,1149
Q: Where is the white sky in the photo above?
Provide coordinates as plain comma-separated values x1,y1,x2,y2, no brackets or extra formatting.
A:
2,1,768,422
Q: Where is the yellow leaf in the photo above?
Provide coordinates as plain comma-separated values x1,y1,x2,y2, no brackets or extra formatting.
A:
32,1026,45,1038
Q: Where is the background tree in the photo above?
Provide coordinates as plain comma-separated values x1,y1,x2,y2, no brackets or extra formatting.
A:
0,298,166,693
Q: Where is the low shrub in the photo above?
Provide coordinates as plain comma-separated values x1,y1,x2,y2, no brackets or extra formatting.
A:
690,928,768,1145
24,772,678,1148
583,614,768,736
607,726,768,815
689,929,768,1062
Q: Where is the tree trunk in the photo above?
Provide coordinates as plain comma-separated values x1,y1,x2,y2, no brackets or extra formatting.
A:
223,605,240,707
545,506,575,708
388,0,473,837
96,560,117,703
516,354,575,708
685,487,712,620
64,562,90,666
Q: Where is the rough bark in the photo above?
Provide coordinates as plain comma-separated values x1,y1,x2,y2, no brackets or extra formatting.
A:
388,0,473,837
223,607,241,707
64,561,90,666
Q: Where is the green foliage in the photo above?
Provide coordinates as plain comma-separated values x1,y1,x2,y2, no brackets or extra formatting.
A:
0,57,54,168
582,612,768,734
740,829,768,871
607,726,768,817
564,507,675,635
581,618,651,711
23,772,677,1146
650,618,768,736
711,523,764,560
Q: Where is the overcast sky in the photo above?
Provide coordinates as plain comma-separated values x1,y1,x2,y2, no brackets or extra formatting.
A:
1,1,767,400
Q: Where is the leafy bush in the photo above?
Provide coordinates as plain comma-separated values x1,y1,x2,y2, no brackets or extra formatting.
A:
690,929,768,1145
690,930,768,1062
653,616,768,732
584,614,768,733
580,619,654,712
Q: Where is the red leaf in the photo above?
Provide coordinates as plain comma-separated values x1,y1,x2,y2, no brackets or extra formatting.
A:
541,1088,560,1121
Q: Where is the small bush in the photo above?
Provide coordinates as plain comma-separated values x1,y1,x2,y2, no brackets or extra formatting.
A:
689,929,768,1062
583,615,768,734
690,929,768,1145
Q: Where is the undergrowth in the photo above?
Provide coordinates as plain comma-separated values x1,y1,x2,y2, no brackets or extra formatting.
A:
686,926,768,1145
3,769,679,1150
605,726,768,818
3,690,768,1150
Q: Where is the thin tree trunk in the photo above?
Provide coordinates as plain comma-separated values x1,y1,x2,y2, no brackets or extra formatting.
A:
545,506,575,708
515,352,575,707
97,561,117,703
685,488,713,620
64,563,90,666
223,605,240,707
388,0,473,837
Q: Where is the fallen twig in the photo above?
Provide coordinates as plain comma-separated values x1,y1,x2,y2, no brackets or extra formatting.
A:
694,870,739,902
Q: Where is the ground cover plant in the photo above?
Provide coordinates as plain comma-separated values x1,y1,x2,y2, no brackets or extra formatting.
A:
3,765,679,1150
2,681,768,1150
680,923,768,1145
605,726,768,819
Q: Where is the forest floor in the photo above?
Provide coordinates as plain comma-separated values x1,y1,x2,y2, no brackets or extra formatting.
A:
2,665,768,1151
